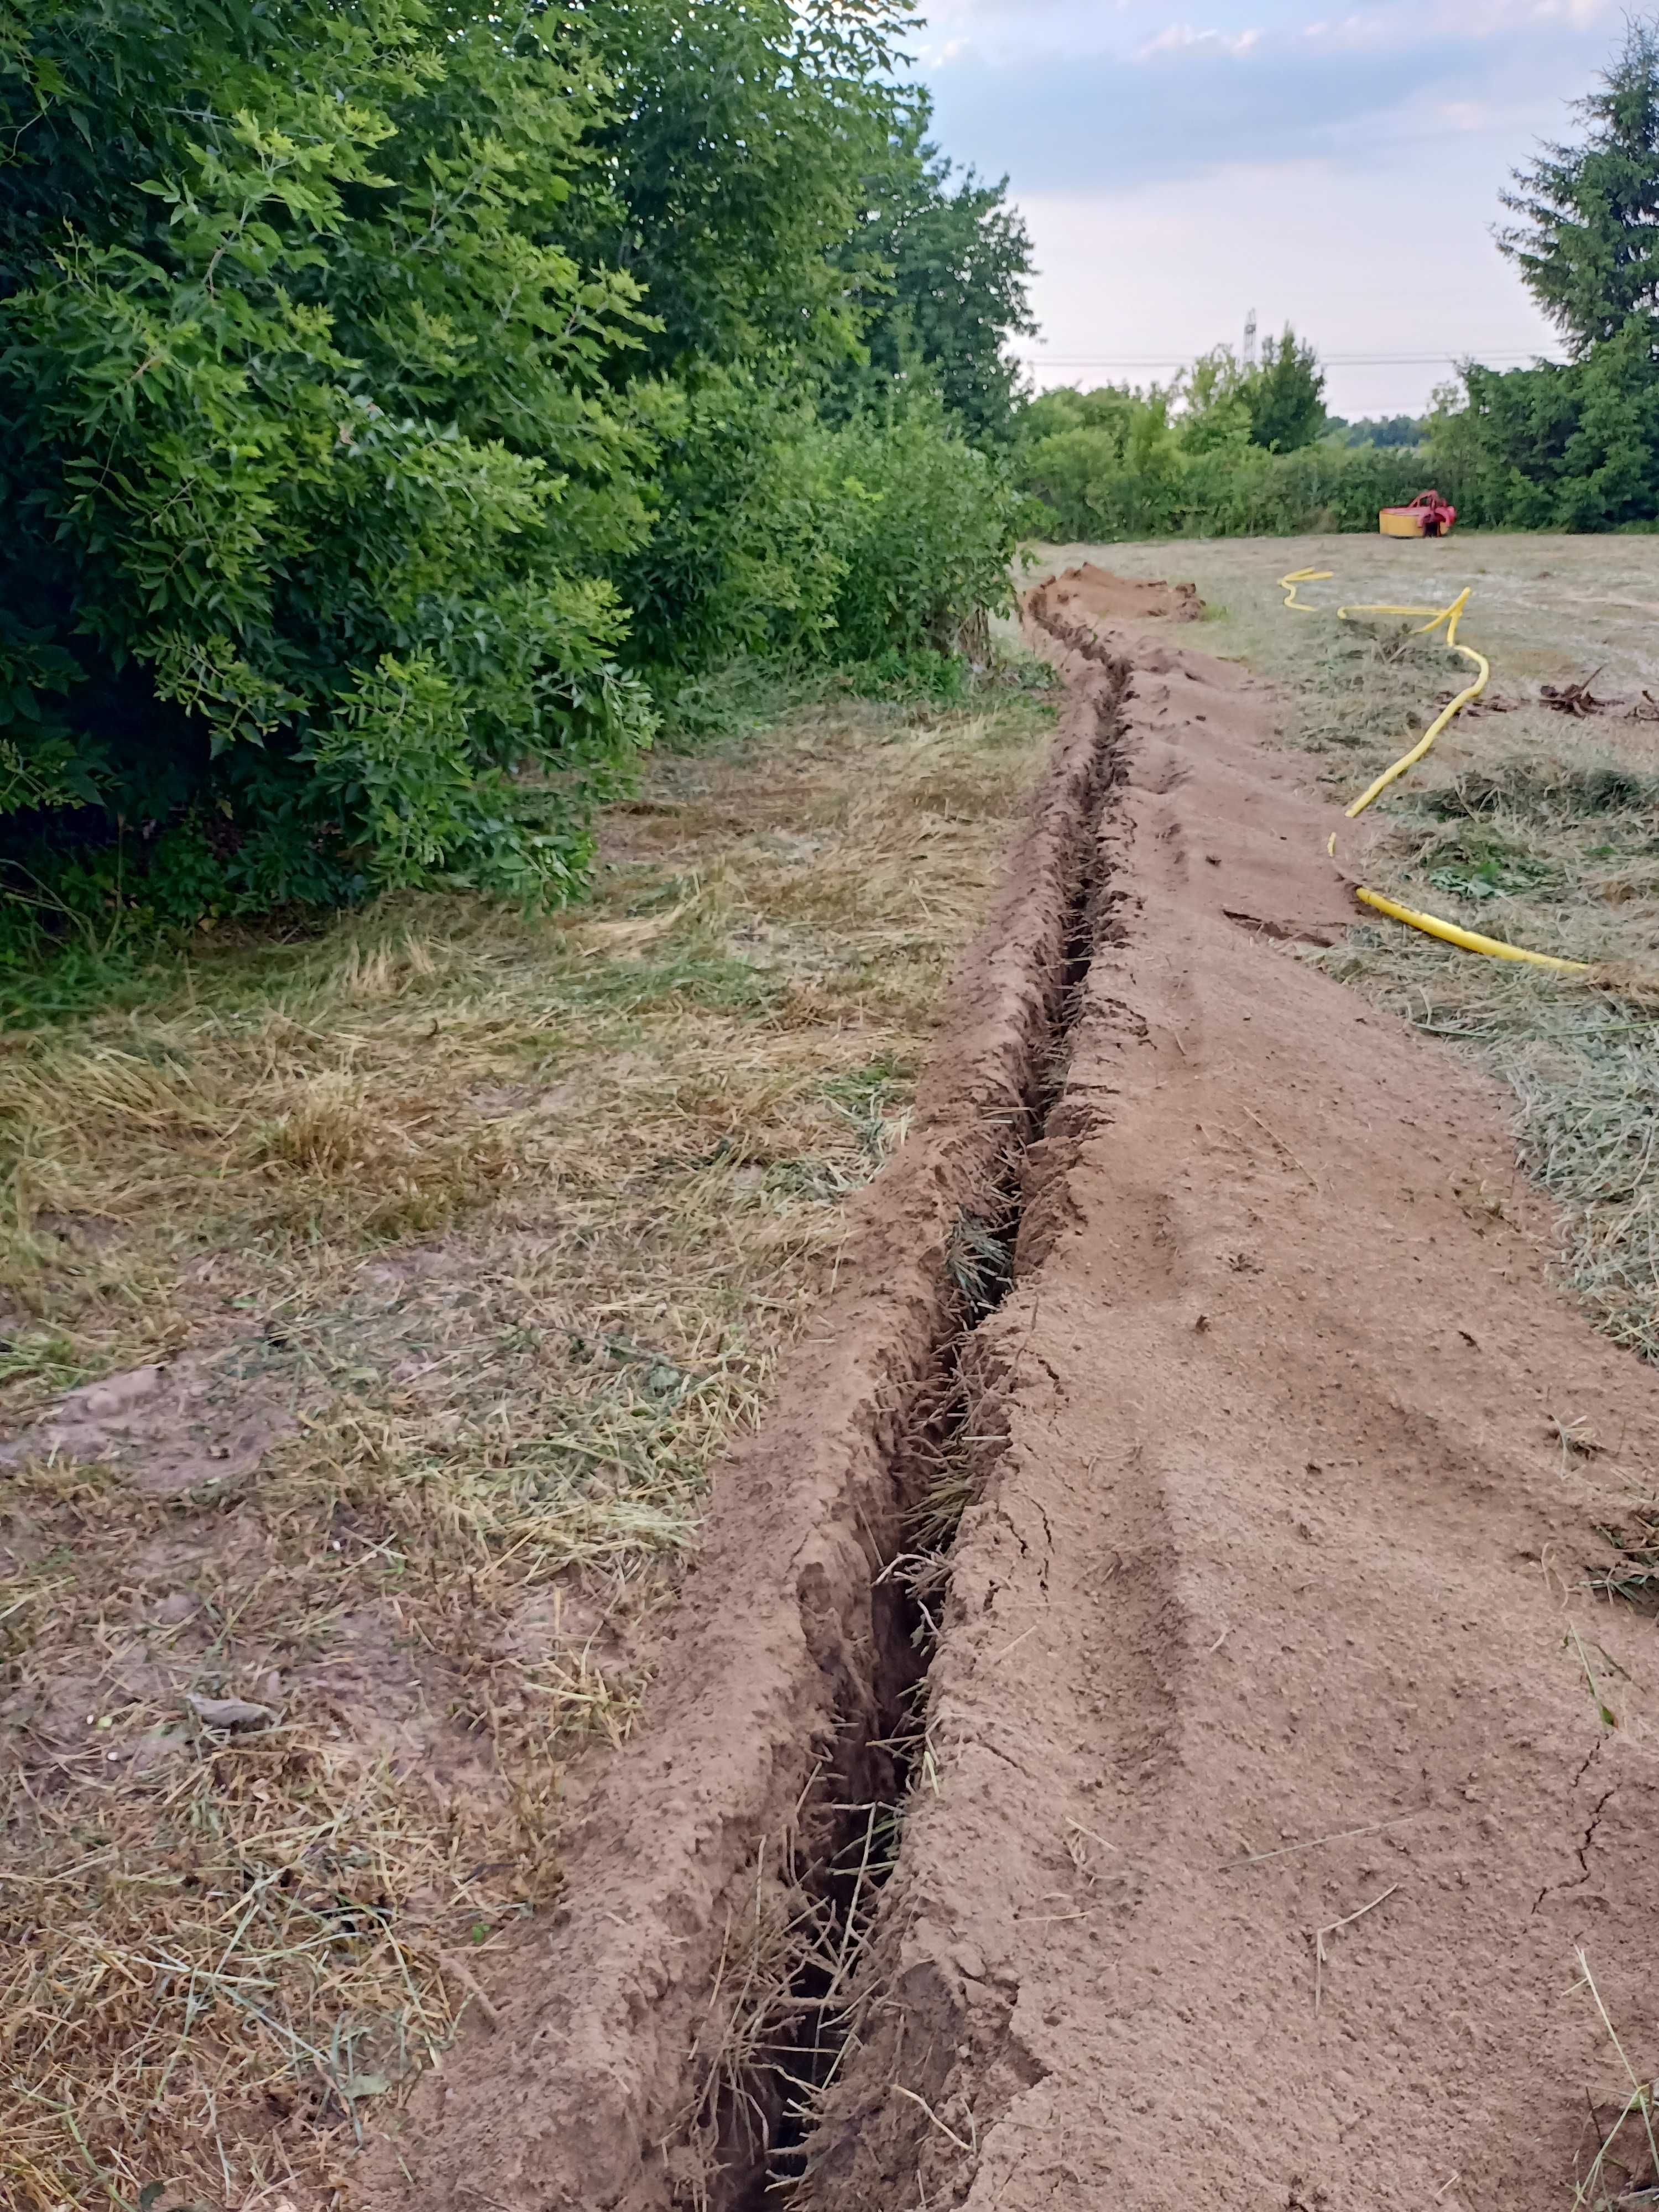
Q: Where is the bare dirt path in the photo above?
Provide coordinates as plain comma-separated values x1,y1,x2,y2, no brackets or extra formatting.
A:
366,581,1659,2212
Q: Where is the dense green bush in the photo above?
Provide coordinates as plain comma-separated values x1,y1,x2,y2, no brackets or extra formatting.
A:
623,386,1026,676
620,375,867,672
1017,406,1433,542
1,0,658,917
0,0,1034,933
1181,444,1440,535
1016,387,1186,538
1425,327,1659,529
828,406,1027,658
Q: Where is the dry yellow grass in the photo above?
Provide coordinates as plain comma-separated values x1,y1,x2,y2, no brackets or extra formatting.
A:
0,677,1056,2209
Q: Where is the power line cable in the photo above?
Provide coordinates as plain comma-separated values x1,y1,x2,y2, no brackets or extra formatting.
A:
1015,350,1558,367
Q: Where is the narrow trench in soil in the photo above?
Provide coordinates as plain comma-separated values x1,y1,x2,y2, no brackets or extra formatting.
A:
713,637,1126,2211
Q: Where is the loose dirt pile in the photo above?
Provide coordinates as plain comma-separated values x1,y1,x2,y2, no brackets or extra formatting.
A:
1036,560,1204,625
362,572,1659,2212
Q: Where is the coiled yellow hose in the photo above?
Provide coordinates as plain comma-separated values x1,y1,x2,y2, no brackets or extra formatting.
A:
1278,567,1590,977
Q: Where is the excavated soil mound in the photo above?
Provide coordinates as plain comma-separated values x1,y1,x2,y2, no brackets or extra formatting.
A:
361,575,1659,2212
1036,560,1204,624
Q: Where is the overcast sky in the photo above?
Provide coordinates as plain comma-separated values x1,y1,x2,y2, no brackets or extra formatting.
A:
911,0,1625,419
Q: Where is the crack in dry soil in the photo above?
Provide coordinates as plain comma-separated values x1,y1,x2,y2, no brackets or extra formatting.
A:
1531,1787,1618,1916
726,625,1128,2208
364,581,1659,2212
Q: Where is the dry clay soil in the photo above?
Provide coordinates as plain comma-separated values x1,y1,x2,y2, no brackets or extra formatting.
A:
366,567,1659,2212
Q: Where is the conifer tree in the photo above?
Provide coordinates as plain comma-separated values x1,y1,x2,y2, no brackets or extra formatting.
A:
1500,17,1659,353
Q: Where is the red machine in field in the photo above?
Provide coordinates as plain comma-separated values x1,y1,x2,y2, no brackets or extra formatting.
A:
1379,488,1457,538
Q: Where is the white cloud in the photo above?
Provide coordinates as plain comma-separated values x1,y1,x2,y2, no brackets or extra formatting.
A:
1297,14,1394,51
914,0,1611,412
1467,0,1613,24
1136,23,1264,58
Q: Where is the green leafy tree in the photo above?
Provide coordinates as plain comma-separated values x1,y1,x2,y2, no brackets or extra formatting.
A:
1,0,656,914
1016,381,1178,447
1,0,1032,933
1175,345,1254,453
568,0,912,374
828,401,1026,656
1499,17,1659,353
1430,17,1659,529
1428,326,1659,528
834,92,1037,444
1243,325,1327,453
1015,383,1186,538
1171,333,1326,455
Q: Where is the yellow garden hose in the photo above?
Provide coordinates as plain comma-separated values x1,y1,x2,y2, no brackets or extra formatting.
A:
1352,889,1590,973
1278,567,1591,977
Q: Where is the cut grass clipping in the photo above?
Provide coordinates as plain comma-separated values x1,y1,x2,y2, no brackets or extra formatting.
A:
0,670,1056,2207
1285,618,1659,1367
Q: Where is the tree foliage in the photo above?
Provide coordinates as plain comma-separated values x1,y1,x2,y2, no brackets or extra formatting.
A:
1173,346,1255,455
1427,14,1659,528
0,0,1032,930
1166,327,1327,457
1499,17,1659,354
1017,403,1430,541
568,0,913,375
1332,414,1428,449
1241,325,1327,453
834,92,1036,444
1011,325,1337,538
1,0,656,912
1427,326,1659,529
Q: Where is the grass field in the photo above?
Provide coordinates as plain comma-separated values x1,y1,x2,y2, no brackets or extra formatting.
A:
8,527,1659,2206
0,669,1057,2208
1032,532,1659,1366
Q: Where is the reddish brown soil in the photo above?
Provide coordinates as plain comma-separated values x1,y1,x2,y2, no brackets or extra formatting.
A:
1040,560,1204,625
363,577,1659,2212
359,617,1120,2212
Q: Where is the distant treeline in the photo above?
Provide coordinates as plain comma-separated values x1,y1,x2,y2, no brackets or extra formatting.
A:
1011,18,1659,543
1329,415,1430,449
1011,369,1436,541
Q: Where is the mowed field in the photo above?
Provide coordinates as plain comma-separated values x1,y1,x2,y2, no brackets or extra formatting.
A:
0,674,1061,2208
1030,530,1659,701
6,531,1659,2212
